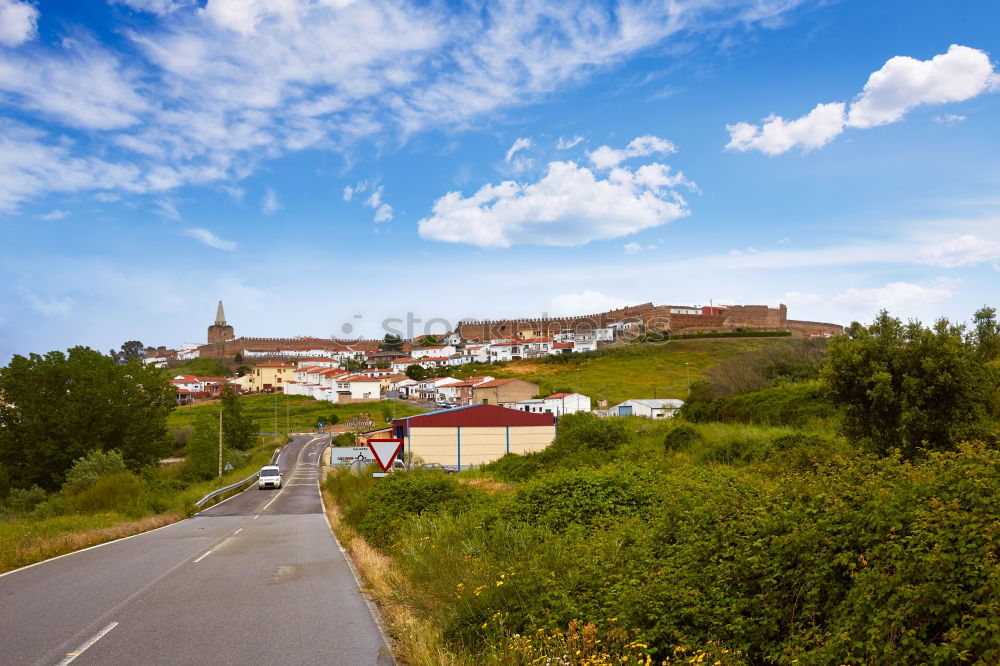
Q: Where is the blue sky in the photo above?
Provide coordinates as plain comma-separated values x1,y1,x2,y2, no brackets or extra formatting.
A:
1,0,999,360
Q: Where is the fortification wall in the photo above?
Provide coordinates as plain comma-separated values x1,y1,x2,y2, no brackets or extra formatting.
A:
787,319,844,338
457,302,657,340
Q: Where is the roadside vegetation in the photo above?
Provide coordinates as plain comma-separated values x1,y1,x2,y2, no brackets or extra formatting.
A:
0,348,284,572
324,308,1000,664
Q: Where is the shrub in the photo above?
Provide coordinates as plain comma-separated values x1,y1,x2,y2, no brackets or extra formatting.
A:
70,472,146,516
5,485,48,513
557,412,629,451
63,449,129,496
509,465,658,531
663,423,701,452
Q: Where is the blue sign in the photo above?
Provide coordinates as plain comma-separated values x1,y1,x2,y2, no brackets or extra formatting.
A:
318,421,325,427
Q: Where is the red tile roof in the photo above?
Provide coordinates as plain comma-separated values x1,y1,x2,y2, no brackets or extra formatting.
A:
474,378,525,388
547,393,571,399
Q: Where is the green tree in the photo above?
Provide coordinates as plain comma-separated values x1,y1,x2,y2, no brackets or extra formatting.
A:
821,310,998,458
184,417,220,481
327,413,340,426
379,334,404,352
405,364,429,380
109,340,146,365
63,449,129,496
417,334,441,347
220,386,256,451
968,306,1000,361
235,365,251,377
0,347,176,491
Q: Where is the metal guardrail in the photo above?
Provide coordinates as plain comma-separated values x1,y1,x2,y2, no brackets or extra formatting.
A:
194,472,260,508
194,446,285,508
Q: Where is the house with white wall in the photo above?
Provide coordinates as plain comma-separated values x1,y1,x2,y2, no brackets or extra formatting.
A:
609,399,684,418
411,345,457,360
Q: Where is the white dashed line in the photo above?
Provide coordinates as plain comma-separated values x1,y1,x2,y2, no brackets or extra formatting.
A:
56,621,118,665
233,528,243,535
193,550,212,563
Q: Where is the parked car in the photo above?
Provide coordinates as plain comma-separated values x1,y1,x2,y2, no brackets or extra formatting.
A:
258,465,282,489
420,462,458,474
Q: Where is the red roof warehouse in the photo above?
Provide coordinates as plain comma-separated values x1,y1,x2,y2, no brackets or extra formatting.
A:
391,404,556,470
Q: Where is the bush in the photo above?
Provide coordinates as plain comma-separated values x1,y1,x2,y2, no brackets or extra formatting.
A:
557,412,629,451
345,471,479,549
509,465,658,531
63,449,129,496
5,485,48,513
663,423,701,452
70,472,146,516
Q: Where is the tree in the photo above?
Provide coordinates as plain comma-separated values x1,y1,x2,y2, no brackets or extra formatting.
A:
235,365,251,377
220,386,256,451
821,310,998,458
417,334,441,347
0,347,175,491
109,340,146,365
379,334,404,352
327,413,340,426
968,306,1000,361
405,364,429,381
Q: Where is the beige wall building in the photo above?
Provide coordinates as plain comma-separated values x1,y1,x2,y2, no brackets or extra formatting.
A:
249,362,294,392
391,404,555,470
472,378,538,405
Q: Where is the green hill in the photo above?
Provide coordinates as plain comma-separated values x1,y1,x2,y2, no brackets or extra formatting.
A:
478,338,793,405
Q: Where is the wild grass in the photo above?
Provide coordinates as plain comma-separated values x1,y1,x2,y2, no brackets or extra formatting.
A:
168,394,425,433
483,338,783,405
0,512,180,573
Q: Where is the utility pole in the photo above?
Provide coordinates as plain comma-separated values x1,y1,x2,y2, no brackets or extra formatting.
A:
286,394,289,434
218,408,223,479
273,392,277,438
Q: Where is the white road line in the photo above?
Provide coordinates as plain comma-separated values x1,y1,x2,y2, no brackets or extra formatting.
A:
253,514,259,520
233,528,243,535
56,621,118,666
193,550,212,563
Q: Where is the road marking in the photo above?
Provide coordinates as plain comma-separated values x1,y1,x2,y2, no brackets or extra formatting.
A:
233,528,243,535
254,514,259,520
193,550,212,563
56,622,118,665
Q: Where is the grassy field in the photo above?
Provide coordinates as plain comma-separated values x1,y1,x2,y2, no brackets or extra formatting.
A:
475,338,788,405
168,394,426,433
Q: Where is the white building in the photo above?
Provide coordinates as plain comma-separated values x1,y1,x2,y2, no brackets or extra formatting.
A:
669,306,701,315
177,343,202,360
609,399,684,419
504,392,591,417
411,345,457,360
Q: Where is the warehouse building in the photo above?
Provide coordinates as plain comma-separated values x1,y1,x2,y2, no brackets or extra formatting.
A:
391,404,556,470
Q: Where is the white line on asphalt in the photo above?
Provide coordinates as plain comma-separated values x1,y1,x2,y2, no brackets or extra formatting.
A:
56,621,118,665
234,528,243,535
193,550,212,563
254,514,259,519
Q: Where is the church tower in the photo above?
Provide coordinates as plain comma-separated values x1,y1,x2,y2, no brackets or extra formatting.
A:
207,300,235,344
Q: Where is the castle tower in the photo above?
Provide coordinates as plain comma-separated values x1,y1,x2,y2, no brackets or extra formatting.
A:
207,300,235,344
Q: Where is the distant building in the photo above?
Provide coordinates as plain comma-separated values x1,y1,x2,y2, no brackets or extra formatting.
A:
391,404,556,470
473,378,538,405
609,399,684,419
207,300,235,345
249,362,294,393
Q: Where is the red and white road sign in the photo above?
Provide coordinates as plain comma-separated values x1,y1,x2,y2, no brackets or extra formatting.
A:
367,438,404,473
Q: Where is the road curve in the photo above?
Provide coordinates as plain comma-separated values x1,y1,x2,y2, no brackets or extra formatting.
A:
0,434,394,665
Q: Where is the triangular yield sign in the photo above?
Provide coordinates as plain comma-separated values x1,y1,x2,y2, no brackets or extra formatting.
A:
367,439,404,473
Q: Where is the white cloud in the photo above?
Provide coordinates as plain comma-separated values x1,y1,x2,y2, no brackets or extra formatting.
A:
782,290,821,306
155,198,180,220
932,113,966,126
505,137,533,163
219,184,245,201
373,203,393,223
183,226,237,251
556,135,583,150
18,287,74,318
588,135,676,169
725,102,846,155
418,156,694,248
549,290,627,316
916,234,1000,268
261,187,280,214
342,185,354,201
727,45,997,155
831,280,955,312
846,45,998,129
624,242,642,254
38,209,70,221
0,0,39,47
0,1,809,209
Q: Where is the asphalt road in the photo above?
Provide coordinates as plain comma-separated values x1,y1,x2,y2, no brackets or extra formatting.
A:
0,434,394,665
